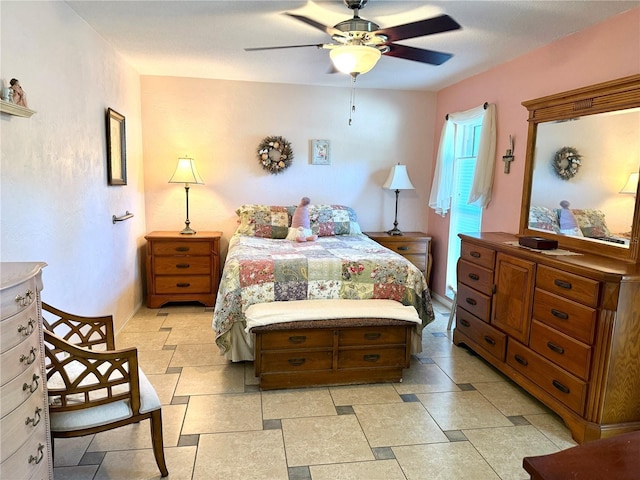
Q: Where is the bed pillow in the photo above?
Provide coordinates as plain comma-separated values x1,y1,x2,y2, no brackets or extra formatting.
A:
235,205,290,238
528,206,560,233
286,204,360,237
570,209,611,238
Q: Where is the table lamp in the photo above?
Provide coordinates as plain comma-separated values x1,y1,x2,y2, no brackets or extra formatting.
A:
168,157,204,235
383,164,415,236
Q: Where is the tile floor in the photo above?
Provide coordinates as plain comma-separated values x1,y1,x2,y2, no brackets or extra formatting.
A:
52,299,576,480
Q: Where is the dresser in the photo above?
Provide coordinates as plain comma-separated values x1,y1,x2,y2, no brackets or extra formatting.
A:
453,232,640,443
365,232,432,284
145,231,221,308
1,262,53,480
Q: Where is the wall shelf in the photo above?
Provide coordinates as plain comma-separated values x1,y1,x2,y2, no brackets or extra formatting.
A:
0,99,35,117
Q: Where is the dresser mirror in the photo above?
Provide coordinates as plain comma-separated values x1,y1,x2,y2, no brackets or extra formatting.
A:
519,75,640,263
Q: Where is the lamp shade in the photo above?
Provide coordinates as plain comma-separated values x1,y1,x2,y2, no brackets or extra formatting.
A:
168,157,204,185
383,164,415,191
619,172,639,195
329,45,381,75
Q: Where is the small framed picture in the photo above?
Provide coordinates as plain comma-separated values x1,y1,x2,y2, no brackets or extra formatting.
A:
311,139,330,165
106,107,127,185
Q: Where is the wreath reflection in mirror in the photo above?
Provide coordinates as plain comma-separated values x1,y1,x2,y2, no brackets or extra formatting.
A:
258,136,293,174
553,146,582,180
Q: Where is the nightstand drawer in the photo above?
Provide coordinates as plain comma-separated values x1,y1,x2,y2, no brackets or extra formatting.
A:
154,275,211,294
380,241,427,255
152,241,212,256
153,256,211,275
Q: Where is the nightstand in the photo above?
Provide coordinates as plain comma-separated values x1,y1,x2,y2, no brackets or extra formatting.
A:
145,231,221,308
364,231,432,285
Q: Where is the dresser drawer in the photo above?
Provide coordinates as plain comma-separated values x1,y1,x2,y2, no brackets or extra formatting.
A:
151,241,212,256
460,242,496,270
1,392,44,462
260,350,333,373
259,329,334,350
339,326,407,347
0,421,48,480
456,307,506,361
338,346,407,368
507,340,587,415
154,275,211,294
153,256,211,275
533,289,597,345
458,259,494,296
1,328,40,385
0,303,38,353
536,265,600,307
0,359,42,418
530,320,592,381
457,283,492,321
0,274,39,319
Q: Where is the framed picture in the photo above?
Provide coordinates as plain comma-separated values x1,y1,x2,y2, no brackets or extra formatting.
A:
311,139,330,165
106,108,127,185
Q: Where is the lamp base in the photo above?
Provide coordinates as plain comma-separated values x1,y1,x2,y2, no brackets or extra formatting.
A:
180,224,196,235
386,227,403,236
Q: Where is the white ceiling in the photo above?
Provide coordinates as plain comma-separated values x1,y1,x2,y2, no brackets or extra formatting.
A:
66,0,639,91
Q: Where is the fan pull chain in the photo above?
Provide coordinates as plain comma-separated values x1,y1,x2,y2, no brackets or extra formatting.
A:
348,74,357,126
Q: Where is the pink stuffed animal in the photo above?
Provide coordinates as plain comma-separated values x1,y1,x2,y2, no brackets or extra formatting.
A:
286,197,317,242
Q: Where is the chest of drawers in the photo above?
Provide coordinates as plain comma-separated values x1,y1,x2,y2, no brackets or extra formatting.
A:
1,262,52,480
453,232,640,444
145,231,221,308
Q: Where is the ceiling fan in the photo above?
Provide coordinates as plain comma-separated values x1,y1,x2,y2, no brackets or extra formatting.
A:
245,0,461,77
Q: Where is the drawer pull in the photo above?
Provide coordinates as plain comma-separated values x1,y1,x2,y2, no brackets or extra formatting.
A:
18,318,36,337
176,263,190,269
288,358,306,366
175,246,190,252
465,298,477,306
469,251,481,258
514,354,528,366
547,342,565,354
364,332,381,340
29,444,45,465
483,335,496,346
468,273,480,281
15,289,34,307
552,380,570,394
20,347,37,365
288,335,307,344
551,309,569,320
397,246,409,251
554,279,572,290
25,406,42,427
176,282,191,288
459,319,471,328
23,374,39,394
363,354,380,362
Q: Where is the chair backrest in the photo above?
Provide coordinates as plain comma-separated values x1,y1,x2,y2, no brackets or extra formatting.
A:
42,302,115,350
43,329,141,414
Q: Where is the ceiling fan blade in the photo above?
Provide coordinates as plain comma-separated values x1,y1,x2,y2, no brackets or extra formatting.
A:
376,14,461,42
285,13,346,38
385,43,453,66
245,43,325,52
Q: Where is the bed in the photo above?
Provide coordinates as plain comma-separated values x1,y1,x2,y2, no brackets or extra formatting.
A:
212,204,434,388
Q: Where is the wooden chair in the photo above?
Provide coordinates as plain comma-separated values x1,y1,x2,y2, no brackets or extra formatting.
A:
41,303,168,477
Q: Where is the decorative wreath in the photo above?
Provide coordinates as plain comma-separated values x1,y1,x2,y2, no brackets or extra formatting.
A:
257,136,293,174
553,146,582,180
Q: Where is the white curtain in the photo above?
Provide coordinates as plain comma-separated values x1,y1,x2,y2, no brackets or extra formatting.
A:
429,103,496,216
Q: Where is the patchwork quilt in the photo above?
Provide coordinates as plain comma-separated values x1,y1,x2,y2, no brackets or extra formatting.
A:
212,233,434,359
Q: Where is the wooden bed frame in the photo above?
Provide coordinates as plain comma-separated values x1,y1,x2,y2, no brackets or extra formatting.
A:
252,317,415,390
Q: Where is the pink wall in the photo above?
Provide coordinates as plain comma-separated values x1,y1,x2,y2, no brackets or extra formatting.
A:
429,8,640,297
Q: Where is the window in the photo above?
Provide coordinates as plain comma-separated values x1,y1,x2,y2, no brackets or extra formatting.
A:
445,122,483,298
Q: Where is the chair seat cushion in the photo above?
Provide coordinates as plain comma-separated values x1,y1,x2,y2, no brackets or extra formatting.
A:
49,368,161,432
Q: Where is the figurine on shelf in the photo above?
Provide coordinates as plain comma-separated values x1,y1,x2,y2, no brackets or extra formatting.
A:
9,78,27,107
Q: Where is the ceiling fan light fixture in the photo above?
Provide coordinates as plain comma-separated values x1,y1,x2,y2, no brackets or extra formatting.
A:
329,45,381,75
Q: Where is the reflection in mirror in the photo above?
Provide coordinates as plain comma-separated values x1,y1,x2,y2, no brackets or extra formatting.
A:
528,107,640,249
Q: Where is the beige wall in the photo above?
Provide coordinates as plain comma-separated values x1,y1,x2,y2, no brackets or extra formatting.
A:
0,1,145,331
141,77,437,257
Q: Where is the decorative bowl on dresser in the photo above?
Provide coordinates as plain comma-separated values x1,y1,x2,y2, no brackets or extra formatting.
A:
1,262,53,479
145,231,221,308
